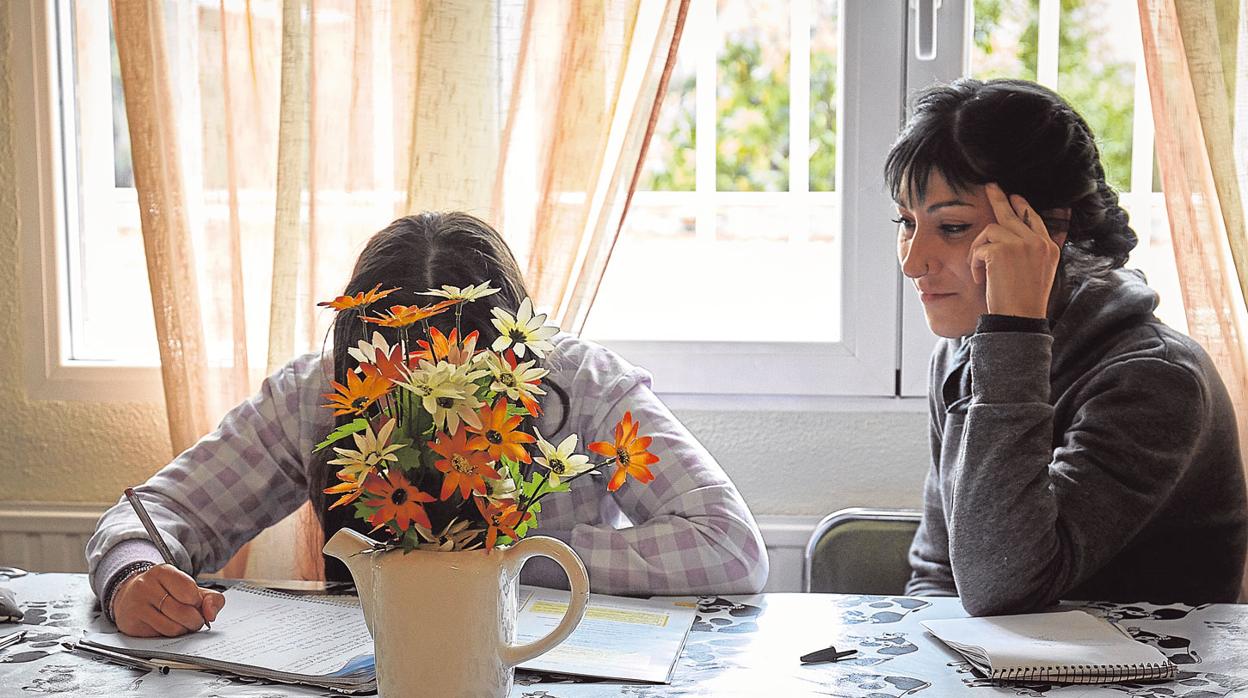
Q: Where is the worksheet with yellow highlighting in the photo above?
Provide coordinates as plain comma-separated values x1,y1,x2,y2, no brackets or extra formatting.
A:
515,585,698,683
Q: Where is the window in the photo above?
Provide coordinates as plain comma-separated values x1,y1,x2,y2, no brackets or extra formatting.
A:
22,0,1182,401
584,0,907,396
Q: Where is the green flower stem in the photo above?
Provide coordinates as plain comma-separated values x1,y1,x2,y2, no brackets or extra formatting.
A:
525,457,617,509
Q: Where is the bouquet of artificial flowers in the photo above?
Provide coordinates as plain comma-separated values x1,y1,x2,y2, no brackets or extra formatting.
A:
314,282,657,552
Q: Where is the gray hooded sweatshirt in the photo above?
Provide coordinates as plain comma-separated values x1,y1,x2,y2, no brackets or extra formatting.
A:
906,268,1247,615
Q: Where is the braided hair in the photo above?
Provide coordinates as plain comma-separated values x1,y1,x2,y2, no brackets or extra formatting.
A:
884,78,1137,273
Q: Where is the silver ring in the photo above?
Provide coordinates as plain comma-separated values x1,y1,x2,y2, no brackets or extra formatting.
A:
158,592,171,614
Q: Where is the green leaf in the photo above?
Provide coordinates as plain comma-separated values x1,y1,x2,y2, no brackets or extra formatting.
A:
521,471,546,499
314,418,370,452
513,502,540,539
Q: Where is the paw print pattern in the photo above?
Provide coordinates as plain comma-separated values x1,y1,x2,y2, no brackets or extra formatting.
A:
835,596,931,625
1126,627,1202,665
831,671,930,697
842,632,920,666
691,596,764,634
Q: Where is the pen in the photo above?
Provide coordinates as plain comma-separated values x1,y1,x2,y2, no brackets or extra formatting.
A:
124,487,210,630
0,630,26,651
799,645,857,664
62,641,170,675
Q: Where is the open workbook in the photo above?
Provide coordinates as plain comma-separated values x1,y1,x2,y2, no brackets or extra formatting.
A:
85,583,696,691
922,610,1177,684
85,585,375,693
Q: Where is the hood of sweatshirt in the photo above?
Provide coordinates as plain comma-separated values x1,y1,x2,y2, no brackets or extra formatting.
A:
1047,267,1161,381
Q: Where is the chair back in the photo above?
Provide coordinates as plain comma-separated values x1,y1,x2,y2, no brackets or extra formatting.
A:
804,507,922,594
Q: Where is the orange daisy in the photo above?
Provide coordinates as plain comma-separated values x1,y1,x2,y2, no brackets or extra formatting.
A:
317,283,398,311
321,371,392,416
588,411,659,492
358,342,416,383
323,468,373,510
361,472,436,532
475,497,532,550
363,300,456,328
466,399,535,464
429,429,501,500
414,327,480,365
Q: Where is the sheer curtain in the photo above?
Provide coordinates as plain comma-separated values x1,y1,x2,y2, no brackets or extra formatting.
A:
110,0,688,580
1138,0,1248,600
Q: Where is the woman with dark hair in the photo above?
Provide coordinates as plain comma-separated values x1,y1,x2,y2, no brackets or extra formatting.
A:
888,78,1246,615
88,212,768,638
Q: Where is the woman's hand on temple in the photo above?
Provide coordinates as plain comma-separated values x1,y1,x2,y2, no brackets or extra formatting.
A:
111,564,225,637
969,183,1064,319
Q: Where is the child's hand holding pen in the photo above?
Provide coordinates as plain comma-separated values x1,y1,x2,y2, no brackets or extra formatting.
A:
111,564,225,638
110,488,226,638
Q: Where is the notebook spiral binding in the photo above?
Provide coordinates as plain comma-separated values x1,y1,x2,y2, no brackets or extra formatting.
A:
235,585,360,607
994,662,1177,684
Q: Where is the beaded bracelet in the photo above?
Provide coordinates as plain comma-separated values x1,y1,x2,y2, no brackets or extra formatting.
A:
102,560,157,624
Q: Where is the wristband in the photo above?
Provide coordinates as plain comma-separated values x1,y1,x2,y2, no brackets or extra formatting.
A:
103,560,157,624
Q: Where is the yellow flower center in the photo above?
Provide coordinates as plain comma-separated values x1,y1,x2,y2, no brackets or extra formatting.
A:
616,447,630,466
498,373,517,387
451,454,473,474
413,384,432,396
549,458,566,474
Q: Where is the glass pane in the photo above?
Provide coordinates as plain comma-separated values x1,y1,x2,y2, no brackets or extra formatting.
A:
809,0,837,192
641,40,696,191
1057,0,1136,191
717,0,790,192
970,0,1038,80
66,1,158,363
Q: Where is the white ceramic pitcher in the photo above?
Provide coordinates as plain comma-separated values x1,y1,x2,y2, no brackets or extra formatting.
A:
324,528,590,698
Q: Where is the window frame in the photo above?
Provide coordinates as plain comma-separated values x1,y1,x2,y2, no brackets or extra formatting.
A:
16,0,164,403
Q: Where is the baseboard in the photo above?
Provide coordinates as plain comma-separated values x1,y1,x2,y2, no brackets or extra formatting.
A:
0,504,821,591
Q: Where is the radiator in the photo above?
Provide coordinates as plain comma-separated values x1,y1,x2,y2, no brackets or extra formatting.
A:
0,504,101,574
0,505,819,591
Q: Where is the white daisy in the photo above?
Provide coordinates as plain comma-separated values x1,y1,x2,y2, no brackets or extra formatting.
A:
534,431,593,487
428,361,489,435
489,298,559,358
419,283,501,302
484,352,548,405
347,331,394,366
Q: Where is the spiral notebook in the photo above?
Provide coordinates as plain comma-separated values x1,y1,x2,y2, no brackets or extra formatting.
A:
922,610,1177,684
84,585,375,693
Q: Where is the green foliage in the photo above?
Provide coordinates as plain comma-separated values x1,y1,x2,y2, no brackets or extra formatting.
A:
809,51,838,192
314,418,370,452
644,70,697,191
716,38,790,191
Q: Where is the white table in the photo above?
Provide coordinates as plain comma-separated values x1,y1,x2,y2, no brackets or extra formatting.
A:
1,571,1245,696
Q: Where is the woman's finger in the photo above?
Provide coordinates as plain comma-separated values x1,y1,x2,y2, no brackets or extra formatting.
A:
985,183,1043,241
968,224,1005,284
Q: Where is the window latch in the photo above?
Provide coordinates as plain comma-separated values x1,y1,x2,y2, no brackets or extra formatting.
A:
909,0,943,61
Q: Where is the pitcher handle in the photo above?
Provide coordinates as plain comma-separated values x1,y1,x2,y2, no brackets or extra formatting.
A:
498,536,590,667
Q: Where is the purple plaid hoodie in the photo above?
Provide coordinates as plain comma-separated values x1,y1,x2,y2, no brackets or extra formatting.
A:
87,334,768,601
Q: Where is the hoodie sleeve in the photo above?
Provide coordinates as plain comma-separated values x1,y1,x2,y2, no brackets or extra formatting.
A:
945,330,1205,616
519,337,769,595
86,357,319,599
